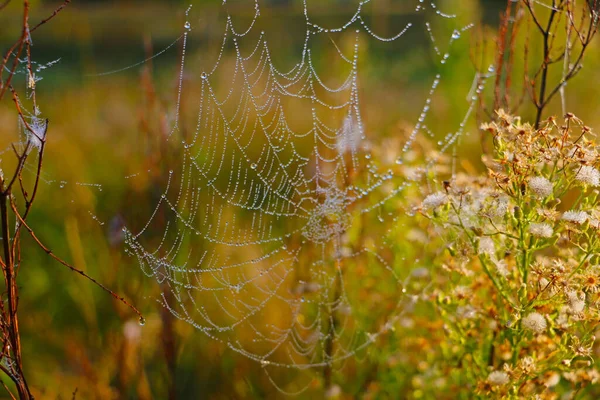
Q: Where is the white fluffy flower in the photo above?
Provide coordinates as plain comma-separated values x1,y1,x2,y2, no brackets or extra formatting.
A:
521,356,536,374
544,372,560,388
456,305,477,319
556,307,570,330
575,165,600,187
453,285,471,299
488,370,510,386
478,237,495,257
528,176,553,198
489,196,510,218
528,222,553,238
325,384,342,398
566,290,585,314
522,312,547,334
494,259,509,277
562,210,589,224
422,192,447,210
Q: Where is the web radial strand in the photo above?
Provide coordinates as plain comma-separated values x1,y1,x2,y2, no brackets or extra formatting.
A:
124,0,471,380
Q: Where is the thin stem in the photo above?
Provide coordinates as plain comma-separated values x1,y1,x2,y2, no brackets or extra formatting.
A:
535,3,558,128
10,201,144,321
0,191,32,399
449,202,518,310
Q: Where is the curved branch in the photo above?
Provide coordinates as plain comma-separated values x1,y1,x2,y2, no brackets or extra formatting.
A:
10,201,145,321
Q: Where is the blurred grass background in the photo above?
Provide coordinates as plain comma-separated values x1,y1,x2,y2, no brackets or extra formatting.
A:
1,0,600,398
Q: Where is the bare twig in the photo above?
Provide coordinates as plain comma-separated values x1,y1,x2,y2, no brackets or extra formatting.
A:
0,189,32,399
0,3,145,398
0,0,11,11
10,202,145,321
30,0,71,33
490,0,598,127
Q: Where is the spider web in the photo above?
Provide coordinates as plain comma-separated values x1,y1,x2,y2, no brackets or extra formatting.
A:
122,0,481,389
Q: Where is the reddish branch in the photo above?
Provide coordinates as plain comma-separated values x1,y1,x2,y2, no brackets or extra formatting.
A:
0,1,143,398
10,203,144,321
0,1,71,100
488,0,598,128
522,0,598,127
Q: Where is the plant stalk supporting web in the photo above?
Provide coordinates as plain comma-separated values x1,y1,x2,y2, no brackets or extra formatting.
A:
0,1,143,398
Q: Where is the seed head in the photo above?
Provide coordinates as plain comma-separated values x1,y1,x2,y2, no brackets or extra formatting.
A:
575,165,600,187
521,356,536,374
562,210,589,225
566,290,585,314
487,370,510,386
422,192,447,210
528,222,553,238
543,372,561,388
494,259,509,277
478,237,495,257
528,176,553,198
522,312,547,334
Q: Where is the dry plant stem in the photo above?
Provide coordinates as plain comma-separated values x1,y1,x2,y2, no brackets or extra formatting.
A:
0,0,70,99
534,2,558,128
0,1,29,100
160,291,177,400
9,203,144,320
322,164,356,390
560,6,573,114
0,0,12,11
0,191,32,400
2,1,145,398
1,379,17,400
8,88,45,268
493,1,515,112
521,0,598,128
0,105,35,399
29,0,71,34
323,265,341,390
492,1,529,116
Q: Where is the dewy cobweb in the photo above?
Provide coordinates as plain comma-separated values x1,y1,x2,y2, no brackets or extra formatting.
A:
121,0,482,390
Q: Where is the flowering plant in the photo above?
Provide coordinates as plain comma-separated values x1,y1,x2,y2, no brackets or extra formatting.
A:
418,111,600,398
